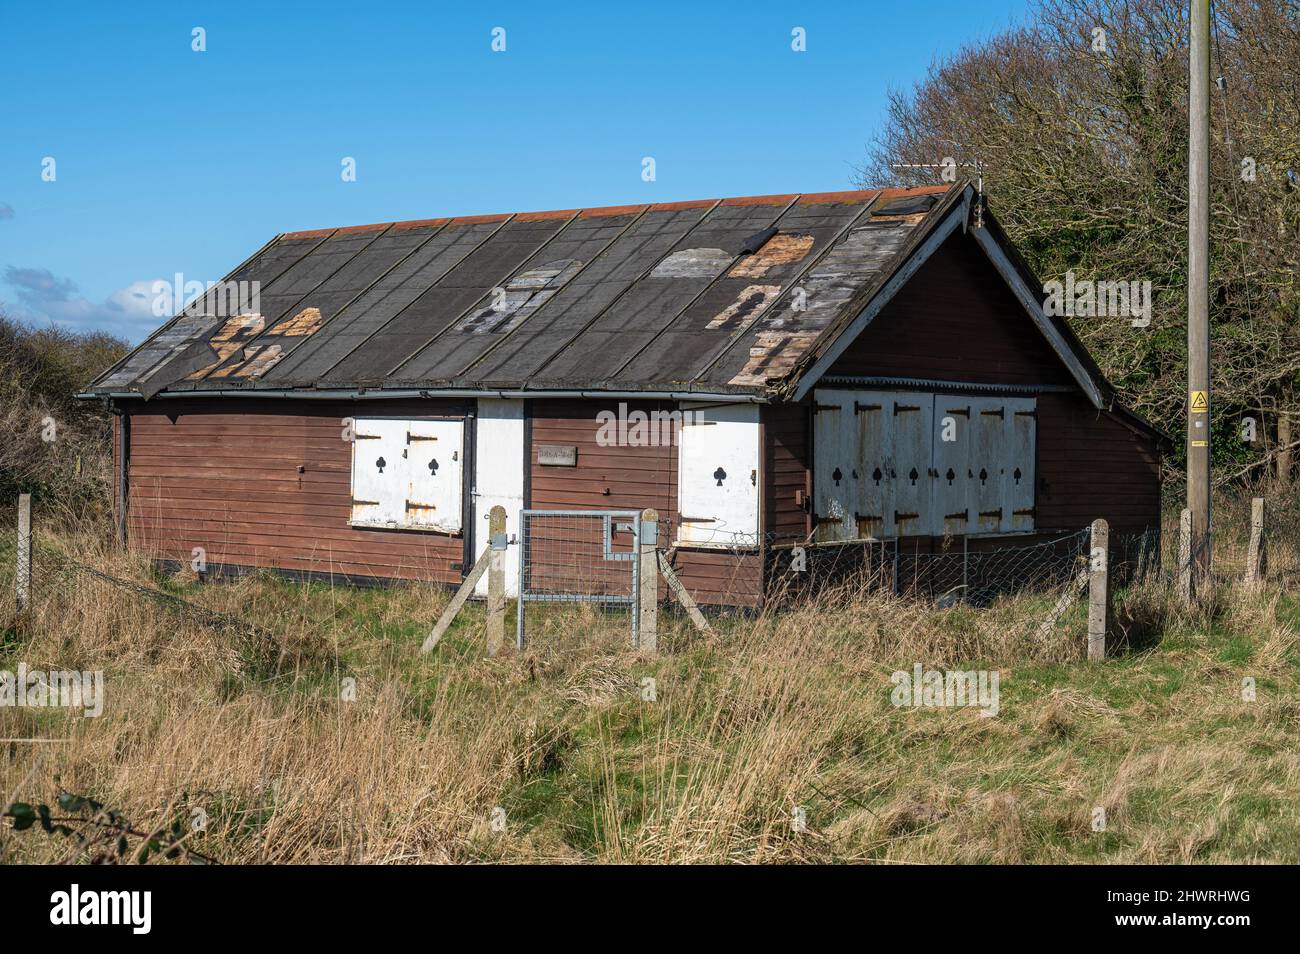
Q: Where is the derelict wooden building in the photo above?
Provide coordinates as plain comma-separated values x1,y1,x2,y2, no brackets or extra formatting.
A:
81,182,1165,607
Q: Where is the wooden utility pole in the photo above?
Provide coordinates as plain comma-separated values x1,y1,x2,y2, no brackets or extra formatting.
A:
1186,0,1213,600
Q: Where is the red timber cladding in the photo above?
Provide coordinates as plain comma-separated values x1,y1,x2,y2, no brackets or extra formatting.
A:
826,231,1074,387
528,399,762,608
111,415,121,526
1036,393,1161,534
123,397,470,583
763,401,811,544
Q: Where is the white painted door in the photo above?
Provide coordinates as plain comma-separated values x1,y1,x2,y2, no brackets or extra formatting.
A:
970,399,1010,534
1007,399,1037,531
851,394,890,538
932,397,973,537
812,393,853,542
350,419,408,528
473,398,525,596
887,394,934,537
405,419,464,533
676,403,760,548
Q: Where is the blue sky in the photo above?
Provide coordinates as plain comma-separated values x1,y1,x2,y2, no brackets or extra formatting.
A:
0,0,1030,343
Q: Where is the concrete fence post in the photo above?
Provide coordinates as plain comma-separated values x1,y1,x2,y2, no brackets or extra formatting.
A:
1087,518,1109,662
1178,508,1193,606
638,508,658,654
1245,497,1266,586
16,493,32,614
486,505,507,657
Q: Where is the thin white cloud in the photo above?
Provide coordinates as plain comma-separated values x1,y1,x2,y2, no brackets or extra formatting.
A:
2,265,162,340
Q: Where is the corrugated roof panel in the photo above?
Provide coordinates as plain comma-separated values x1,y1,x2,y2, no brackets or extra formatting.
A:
703,218,919,387
321,216,575,384
464,205,712,383
616,197,873,387
263,220,501,386
193,228,394,380
522,199,794,388
86,186,984,399
95,234,324,391
393,210,645,383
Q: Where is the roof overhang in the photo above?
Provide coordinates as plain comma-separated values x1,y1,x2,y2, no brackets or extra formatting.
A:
77,387,768,404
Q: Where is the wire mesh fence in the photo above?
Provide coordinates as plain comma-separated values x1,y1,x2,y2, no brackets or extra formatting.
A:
516,509,643,648
6,490,1297,661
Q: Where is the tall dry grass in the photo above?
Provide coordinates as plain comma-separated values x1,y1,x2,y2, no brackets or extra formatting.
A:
0,504,1297,864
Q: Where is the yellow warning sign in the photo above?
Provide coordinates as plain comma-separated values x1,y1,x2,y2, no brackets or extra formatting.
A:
1190,390,1209,412
1192,440,1208,448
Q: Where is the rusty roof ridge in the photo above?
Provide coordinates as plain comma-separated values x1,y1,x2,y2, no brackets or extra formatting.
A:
274,190,890,239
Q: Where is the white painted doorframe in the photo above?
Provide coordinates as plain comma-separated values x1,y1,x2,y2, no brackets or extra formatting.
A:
472,398,525,597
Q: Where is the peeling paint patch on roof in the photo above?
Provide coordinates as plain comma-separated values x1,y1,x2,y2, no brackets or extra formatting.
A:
275,307,324,337
651,248,732,278
728,233,814,278
706,284,782,330
189,314,266,379
729,330,820,385
456,259,585,334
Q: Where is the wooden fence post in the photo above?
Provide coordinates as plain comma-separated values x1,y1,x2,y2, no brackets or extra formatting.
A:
486,505,508,657
1245,497,1266,586
638,508,658,653
1087,518,1109,662
15,493,32,614
1178,508,1192,605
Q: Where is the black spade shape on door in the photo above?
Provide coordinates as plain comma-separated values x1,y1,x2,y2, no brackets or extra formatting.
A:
1013,467,1022,484
908,467,919,485
872,467,882,485
832,466,843,486
979,468,988,485
375,456,387,474
713,467,727,486
428,458,439,477
946,468,956,485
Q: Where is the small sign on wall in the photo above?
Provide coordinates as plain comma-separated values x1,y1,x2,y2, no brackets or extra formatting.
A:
537,444,578,467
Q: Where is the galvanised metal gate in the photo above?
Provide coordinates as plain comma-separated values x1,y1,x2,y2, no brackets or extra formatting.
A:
516,509,643,649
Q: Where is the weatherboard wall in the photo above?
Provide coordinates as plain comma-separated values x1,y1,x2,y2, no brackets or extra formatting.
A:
119,398,471,584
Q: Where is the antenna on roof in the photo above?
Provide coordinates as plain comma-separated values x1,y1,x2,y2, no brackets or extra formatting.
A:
890,157,985,228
